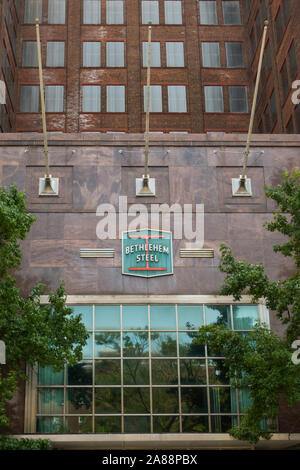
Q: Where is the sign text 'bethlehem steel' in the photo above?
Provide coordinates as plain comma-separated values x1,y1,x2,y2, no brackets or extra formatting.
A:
122,229,173,278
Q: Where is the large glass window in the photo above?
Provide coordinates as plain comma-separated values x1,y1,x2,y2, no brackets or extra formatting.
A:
82,42,101,67
142,1,159,24
164,1,182,25
225,42,244,68
82,85,101,112
46,42,65,67
83,0,101,24
222,1,241,25
166,42,184,67
45,85,64,112
228,86,248,113
199,1,218,25
20,85,40,112
143,85,162,112
204,86,224,112
48,0,66,24
24,0,43,24
168,85,187,112
201,42,220,68
142,42,161,67
106,42,124,67
22,41,38,67
107,85,125,112
35,302,260,434
106,0,124,24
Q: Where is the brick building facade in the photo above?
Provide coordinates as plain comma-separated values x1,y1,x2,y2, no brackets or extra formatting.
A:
0,0,299,134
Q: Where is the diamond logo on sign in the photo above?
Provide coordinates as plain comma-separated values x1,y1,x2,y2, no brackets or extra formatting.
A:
122,229,173,278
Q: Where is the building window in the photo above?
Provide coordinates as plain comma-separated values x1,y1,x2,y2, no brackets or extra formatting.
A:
45,85,64,112
168,85,187,112
199,1,218,25
48,0,66,24
34,302,263,434
201,42,220,68
166,42,184,67
143,85,162,112
106,42,124,67
164,1,182,25
228,86,248,113
107,85,125,112
22,41,38,67
24,0,43,23
106,0,124,24
222,1,241,25
83,0,101,24
82,85,101,112
142,42,161,67
46,42,65,67
204,86,224,112
225,42,244,67
20,85,40,112
82,42,101,67
142,1,159,25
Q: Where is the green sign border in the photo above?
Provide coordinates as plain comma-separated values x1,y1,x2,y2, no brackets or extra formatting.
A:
122,228,173,278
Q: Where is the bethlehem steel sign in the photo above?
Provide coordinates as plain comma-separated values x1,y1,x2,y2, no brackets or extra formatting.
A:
122,229,173,278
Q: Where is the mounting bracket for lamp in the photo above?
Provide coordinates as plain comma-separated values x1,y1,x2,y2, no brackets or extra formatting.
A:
232,175,252,197
136,174,156,197
39,175,59,196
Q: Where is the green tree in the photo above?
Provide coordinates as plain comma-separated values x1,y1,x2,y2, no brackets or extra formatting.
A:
0,185,89,427
196,170,300,443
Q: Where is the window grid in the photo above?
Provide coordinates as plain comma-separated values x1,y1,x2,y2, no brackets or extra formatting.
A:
36,303,260,434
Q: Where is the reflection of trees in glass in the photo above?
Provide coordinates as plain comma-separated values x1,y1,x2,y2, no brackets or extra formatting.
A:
124,387,150,413
67,388,92,414
152,360,178,385
95,416,121,433
182,416,208,433
95,360,121,385
67,361,92,385
152,388,179,414
153,416,179,433
180,359,206,385
124,360,149,385
123,331,149,357
151,332,176,356
205,305,231,327
181,387,208,413
207,359,229,385
95,388,121,413
95,332,120,357
179,331,205,357
67,416,92,433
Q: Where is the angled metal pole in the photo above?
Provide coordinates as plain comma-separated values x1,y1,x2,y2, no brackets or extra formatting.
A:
234,20,269,196
35,18,57,195
137,22,155,196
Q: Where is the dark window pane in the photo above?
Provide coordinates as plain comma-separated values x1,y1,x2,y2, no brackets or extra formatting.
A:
124,387,150,413
207,359,229,385
66,388,93,414
199,1,218,25
95,305,120,330
151,332,177,357
95,332,121,357
66,416,92,433
178,332,205,357
150,305,176,329
205,305,231,327
95,359,121,385
225,42,244,67
153,416,180,433
95,388,121,413
180,359,206,385
124,416,150,433
152,387,179,413
123,332,149,357
95,416,121,433
122,305,148,330
177,305,203,330
222,1,241,25
123,359,150,385
67,361,93,385
152,359,178,385
181,387,208,413
182,415,209,432
211,415,237,432
209,387,237,413
201,42,220,68
229,86,248,113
